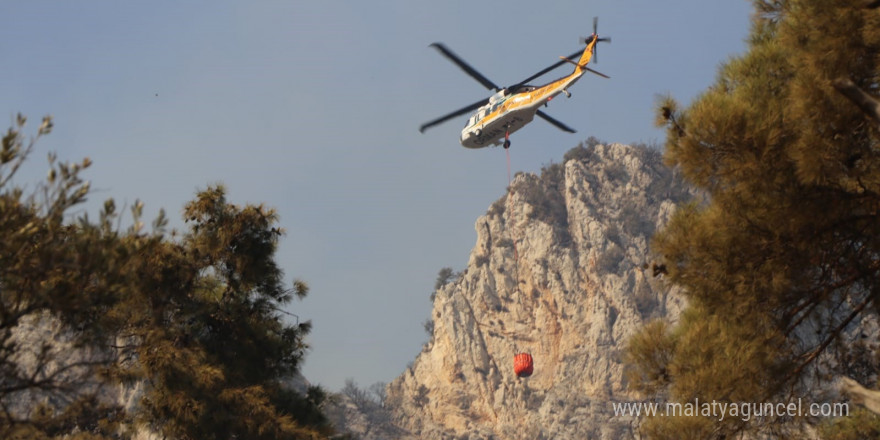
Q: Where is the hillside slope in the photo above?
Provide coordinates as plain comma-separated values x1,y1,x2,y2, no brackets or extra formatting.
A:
379,142,693,439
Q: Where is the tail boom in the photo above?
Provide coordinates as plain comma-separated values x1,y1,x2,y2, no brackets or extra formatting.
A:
558,53,609,79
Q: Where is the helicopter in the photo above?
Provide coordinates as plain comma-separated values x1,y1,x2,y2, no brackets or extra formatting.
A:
419,18,610,149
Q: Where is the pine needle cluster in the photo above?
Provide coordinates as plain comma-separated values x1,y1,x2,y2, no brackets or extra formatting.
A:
629,0,880,438
0,116,331,439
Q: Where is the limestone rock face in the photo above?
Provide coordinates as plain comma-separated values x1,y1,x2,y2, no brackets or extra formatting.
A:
382,143,694,439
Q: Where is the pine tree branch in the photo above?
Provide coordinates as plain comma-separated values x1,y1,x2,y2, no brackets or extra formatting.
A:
783,269,870,337
787,294,872,382
832,77,880,125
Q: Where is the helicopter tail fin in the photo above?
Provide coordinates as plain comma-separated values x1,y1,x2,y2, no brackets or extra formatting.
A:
560,33,609,79
573,36,597,73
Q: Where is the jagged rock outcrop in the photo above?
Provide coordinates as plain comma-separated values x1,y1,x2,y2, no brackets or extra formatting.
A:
377,142,694,439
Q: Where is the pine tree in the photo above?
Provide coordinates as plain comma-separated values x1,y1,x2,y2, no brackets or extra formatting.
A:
628,1,880,438
128,185,331,439
0,117,331,439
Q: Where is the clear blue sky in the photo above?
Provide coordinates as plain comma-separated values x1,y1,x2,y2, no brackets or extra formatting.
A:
2,1,752,391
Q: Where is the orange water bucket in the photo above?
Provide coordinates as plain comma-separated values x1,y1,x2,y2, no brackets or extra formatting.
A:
514,352,534,378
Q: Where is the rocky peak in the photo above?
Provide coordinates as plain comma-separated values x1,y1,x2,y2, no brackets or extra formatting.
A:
350,142,695,439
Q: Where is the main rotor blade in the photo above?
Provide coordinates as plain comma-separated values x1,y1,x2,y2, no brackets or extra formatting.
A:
536,110,576,133
584,66,610,79
419,97,490,133
509,49,584,91
429,43,500,91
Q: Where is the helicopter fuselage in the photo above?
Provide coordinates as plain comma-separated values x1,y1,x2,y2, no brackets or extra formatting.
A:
419,23,608,146
460,71,584,148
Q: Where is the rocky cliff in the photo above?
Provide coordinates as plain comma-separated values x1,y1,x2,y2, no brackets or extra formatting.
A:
364,142,694,439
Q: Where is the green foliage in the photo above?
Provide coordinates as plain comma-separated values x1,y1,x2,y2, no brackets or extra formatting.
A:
0,117,331,439
513,168,572,246
423,317,434,337
596,243,625,273
625,320,675,396
562,136,603,164
820,407,880,440
487,196,506,218
620,199,655,237
517,170,566,225
413,384,430,407
434,267,456,292
131,187,329,439
495,237,514,248
629,1,880,438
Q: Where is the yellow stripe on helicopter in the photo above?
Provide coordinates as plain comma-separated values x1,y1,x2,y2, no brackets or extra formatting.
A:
419,17,610,149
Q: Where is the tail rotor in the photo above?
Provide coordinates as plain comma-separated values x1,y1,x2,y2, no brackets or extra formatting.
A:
582,16,611,63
